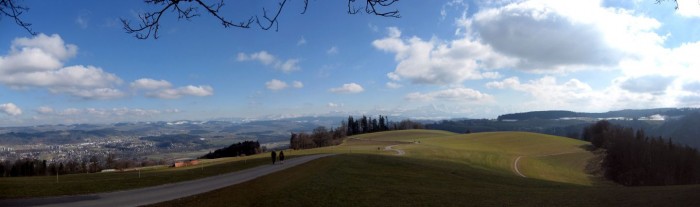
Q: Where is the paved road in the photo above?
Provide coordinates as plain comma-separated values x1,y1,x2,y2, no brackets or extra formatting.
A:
385,145,405,155
0,154,334,207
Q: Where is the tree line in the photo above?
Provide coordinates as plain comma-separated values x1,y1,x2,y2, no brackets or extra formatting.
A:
200,141,261,159
583,121,700,186
0,155,165,177
290,115,425,150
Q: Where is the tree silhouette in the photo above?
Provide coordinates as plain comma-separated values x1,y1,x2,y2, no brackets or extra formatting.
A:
1,0,400,39
122,0,401,39
0,0,35,35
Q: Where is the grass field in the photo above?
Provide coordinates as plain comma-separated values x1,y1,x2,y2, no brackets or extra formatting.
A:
0,153,290,198
150,130,700,206
5,129,700,206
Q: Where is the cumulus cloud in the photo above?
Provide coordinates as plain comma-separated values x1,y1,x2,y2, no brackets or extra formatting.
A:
373,27,514,85
677,0,700,18
130,78,213,99
0,34,124,99
329,83,364,94
237,51,300,73
619,75,675,94
405,87,492,102
149,85,214,99
485,75,681,111
386,82,402,89
265,79,288,91
130,78,172,90
0,103,22,116
36,106,54,114
264,79,302,91
470,1,627,70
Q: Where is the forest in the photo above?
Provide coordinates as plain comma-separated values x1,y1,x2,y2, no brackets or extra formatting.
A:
200,141,261,159
583,121,700,185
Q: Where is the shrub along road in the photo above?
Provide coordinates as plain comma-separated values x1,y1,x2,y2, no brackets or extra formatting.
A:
0,154,334,207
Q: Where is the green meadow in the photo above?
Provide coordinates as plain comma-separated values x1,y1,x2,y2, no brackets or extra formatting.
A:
3,129,700,206
152,130,700,206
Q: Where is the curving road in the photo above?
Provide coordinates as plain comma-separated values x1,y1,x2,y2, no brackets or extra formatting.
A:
0,154,333,207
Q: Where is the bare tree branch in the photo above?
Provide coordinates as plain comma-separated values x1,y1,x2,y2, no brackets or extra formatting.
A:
656,0,679,10
123,0,401,39
349,0,400,18
0,0,36,36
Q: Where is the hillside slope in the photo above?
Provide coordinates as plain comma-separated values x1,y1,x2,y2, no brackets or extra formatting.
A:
149,130,700,206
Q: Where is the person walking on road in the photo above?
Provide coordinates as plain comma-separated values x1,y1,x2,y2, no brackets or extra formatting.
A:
271,151,277,165
279,151,285,164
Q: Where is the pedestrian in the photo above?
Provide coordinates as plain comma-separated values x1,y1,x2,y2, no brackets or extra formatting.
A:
279,151,285,164
271,151,277,165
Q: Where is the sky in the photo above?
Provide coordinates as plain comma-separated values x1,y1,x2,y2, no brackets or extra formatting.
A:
0,0,699,126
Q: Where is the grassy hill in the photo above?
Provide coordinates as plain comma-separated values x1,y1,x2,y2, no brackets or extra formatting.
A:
4,129,699,206
151,130,700,206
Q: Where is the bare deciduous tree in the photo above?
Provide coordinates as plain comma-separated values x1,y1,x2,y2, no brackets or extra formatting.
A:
121,0,401,39
0,0,35,35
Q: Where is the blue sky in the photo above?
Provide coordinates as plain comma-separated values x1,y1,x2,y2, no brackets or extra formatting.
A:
0,0,699,126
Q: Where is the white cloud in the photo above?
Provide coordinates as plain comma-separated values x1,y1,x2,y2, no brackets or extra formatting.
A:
148,85,214,99
0,103,22,116
130,79,214,99
130,78,172,90
373,27,515,85
327,46,339,55
677,0,700,17
36,106,54,114
386,82,402,89
0,34,125,99
329,83,364,94
405,87,492,102
237,50,300,73
297,36,307,46
265,79,288,91
265,79,303,91
327,102,344,108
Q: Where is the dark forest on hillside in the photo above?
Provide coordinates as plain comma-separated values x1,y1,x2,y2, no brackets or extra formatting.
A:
200,141,261,159
583,121,700,186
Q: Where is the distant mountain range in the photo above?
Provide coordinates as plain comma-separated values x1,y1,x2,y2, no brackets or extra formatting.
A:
429,108,700,150
0,116,347,146
496,108,700,121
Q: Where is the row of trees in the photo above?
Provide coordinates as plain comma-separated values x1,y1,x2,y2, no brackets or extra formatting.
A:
583,121,700,185
0,155,164,177
290,126,346,150
290,115,425,150
346,115,425,136
200,141,261,159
